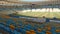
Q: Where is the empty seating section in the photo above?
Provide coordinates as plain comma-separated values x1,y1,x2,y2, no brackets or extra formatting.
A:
0,15,60,34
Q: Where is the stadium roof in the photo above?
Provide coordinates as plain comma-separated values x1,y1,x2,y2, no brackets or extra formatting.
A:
0,0,60,5
0,0,60,8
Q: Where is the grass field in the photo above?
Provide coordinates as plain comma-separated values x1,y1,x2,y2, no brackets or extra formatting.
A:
18,12,60,18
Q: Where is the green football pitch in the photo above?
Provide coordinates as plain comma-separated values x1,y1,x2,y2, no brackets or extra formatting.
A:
18,12,60,18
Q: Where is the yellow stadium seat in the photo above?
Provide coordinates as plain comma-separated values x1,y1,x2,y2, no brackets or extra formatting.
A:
38,28,42,32
46,31,52,34
47,27,51,31
9,25,15,30
1,15,10,18
56,29,60,32
30,30,36,34
13,18,17,22
26,31,31,34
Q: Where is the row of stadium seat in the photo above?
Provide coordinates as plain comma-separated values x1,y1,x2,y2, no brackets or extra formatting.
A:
0,23,60,34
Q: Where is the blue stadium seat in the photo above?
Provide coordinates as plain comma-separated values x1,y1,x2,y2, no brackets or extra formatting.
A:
0,24,4,28
4,27,13,34
51,27,56,32
0,23,5,25
0,24,13,34
32,27,37,31
52,32,56,34
36,32,45,34
13,30,21,34
6,20,15,25
56,32,60,34
19,28,23,32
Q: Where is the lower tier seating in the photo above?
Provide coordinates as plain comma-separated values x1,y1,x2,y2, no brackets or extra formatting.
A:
0,15,60,34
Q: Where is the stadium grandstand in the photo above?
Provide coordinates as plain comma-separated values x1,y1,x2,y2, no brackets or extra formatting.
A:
0,0,60,34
